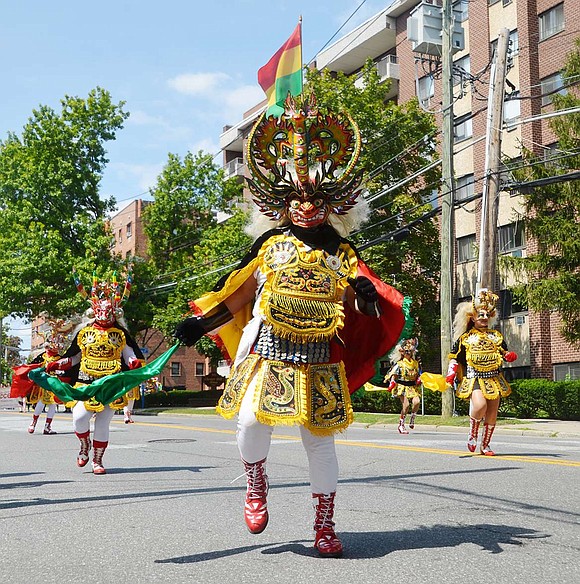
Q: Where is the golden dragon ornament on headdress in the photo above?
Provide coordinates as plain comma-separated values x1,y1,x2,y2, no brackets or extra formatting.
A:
246,93,363,220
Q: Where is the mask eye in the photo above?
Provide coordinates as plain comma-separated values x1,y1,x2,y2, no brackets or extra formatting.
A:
289,199,300,209
313,198,324,208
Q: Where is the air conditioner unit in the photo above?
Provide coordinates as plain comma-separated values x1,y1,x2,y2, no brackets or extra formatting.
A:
407,2,465,56
515,315,526,326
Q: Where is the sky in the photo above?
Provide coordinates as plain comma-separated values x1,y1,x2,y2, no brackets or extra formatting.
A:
1,0,391,353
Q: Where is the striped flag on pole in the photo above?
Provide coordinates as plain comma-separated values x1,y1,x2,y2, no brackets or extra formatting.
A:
257,20,303,118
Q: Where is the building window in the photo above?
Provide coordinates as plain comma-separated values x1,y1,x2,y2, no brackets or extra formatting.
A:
454,113,472,143
453,55,470,86
195,362,205,376
126,222,132,238
503,366,531,381
170,362,182,377
539,3,564,41
455,174,474,201
554,362,580,381
503,91,520,128
491,29,519,59
118,228,122,243
498,222,525,255
498,289,527,317
457,234,477,262
543,143,563,168
540,72,565,106
417,75,434,108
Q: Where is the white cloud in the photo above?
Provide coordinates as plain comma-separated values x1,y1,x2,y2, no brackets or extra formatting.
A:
223,85,266,116
189,137,221,157
111,162,164,192
167,72,231,97
128,110,166,126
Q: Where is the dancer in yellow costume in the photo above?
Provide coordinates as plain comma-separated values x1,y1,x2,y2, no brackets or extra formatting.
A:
175,94,408,558
46,271,144,474
385,338,422,434
446,289,518,455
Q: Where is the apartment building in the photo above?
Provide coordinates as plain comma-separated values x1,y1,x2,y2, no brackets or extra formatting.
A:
109,200,214,391
219,0,580,381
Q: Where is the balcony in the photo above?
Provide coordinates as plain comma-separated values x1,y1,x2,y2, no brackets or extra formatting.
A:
316,10,397,75
223,157,245,178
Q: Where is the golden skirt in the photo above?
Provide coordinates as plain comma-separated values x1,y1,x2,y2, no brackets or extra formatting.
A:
217,354,353,436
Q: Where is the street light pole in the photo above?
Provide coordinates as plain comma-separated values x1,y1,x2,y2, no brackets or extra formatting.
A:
440,0,455,418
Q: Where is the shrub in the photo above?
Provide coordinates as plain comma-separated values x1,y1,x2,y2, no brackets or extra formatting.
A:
351,386,442,415
143,390,222,408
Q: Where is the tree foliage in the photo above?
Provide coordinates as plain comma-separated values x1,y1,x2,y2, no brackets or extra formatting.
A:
503,38,580,346
305,61,441,362
0,87,129,320
142,152,249,338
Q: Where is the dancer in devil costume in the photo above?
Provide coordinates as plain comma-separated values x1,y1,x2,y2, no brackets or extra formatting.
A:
446,289,518,456
11,319,74,435
45,271,144,474
175,94,408,557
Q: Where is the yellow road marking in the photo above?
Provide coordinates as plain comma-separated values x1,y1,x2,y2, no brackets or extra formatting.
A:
5,412,579,467
111,418,580,467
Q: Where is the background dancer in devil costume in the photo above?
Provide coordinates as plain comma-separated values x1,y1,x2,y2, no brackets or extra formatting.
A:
11,318,75,435
45,271,144,474
175,93,409,558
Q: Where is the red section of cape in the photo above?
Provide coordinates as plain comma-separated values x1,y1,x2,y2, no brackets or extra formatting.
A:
9,363,39,398
331,260,405,394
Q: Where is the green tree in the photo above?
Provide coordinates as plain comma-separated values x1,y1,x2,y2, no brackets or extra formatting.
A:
0,330,22,385
305,61,441,363
142,152,249,338
503,38,580,345
0,87,129,320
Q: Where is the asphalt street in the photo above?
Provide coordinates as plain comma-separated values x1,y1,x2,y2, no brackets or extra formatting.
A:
1,410,579,584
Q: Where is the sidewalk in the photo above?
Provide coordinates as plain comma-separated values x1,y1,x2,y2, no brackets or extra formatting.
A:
365,418,580,439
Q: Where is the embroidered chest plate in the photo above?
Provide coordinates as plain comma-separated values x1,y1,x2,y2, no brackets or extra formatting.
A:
259,237,357,342
78,326,126,377
462,329,504,372
398,358,420,382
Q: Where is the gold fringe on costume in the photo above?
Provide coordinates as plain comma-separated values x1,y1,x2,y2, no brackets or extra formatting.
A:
217,356,353,436
456,374,512,400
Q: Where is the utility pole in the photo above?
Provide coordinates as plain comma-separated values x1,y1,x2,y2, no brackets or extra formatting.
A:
477,28,510,290
440,0,455,418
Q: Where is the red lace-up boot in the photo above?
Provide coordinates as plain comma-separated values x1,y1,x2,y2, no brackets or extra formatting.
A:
313,492,343,558
467,417,482,452
28,415,39,434
75,431,92,467
92,440,108,475
480,423,496,456
398,415,408,435
409,412,417,430
43,419,56,434
242,458,269,533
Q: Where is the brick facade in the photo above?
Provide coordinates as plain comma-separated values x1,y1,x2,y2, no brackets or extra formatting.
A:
110,200,215,391
304,0,580,380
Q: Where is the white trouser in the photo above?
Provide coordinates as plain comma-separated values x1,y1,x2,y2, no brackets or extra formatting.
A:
236,371,339,495
72,402,115,442
34,400,56,419
124,399,135,417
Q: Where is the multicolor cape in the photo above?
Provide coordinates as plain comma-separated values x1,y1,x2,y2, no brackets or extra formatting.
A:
190,228,410,394
28,343,179,406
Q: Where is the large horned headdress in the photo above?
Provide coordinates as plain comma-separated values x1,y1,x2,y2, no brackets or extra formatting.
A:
246,93,363,220
73,268,133,325
39,318,75,356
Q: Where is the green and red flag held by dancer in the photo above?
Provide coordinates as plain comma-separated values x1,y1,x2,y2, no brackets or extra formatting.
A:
257,19,302,118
